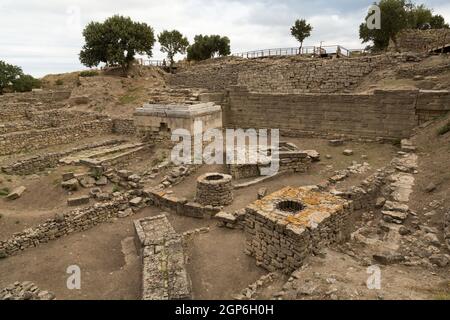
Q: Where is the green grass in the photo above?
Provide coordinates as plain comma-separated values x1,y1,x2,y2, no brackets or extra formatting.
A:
0,187,10,197
438,121,450,136
119,87,141,105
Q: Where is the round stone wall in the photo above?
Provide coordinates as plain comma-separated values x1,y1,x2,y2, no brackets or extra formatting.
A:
196,173,233,206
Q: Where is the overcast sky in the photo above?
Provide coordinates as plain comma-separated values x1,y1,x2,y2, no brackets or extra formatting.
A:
1,0,449,77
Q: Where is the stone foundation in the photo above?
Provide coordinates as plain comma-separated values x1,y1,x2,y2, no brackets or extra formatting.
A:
196,173,233,206
134,215,191,300
245,186,352,273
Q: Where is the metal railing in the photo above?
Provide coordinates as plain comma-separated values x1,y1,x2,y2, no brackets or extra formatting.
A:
137,59,166,67
231,45,364,59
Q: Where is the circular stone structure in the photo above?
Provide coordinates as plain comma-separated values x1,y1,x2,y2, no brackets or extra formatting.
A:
196,173,233,206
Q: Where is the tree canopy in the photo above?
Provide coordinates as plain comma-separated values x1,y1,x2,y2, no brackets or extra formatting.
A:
360,0,449,51
290,19,313,50
187,35,231,61
0,61,40,94
79,15,155,72
158,30,189,71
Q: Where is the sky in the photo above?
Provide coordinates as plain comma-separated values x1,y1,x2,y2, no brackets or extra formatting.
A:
1,0,449,77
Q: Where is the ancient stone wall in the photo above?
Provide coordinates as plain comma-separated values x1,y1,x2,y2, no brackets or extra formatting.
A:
170,55,396,94
416,90,450,124
0,192,134,259
238,55,393,94
1,139,123,175
112,118,137,136
0,119,113,156
144,188,221,219
245,187,353,273
226,86,419,140
196,173,233,206
393,29,450,52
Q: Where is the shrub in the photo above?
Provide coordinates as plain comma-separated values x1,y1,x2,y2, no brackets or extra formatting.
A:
438,121,450,136
55,79,64,86
79,70,99,77
187,34,230,61
12,74,41,92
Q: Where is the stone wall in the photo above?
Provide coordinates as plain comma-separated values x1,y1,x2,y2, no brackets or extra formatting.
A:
0,192,135,259
1,139,123,175
416,90,450,124
0,119,113,156
393,29,450,52
112,118,137,136
169,55,396,94
226,86,419,140
144,188,221,219
245,186,353,273
238,55,393,94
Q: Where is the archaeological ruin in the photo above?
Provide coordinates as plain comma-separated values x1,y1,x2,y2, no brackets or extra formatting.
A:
0,26,449,303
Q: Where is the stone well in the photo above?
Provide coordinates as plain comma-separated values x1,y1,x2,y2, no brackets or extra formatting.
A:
196,173,233,206
245,186,352,273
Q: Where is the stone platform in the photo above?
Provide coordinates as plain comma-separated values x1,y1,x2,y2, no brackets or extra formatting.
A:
245,186,352,273
134,214,191,300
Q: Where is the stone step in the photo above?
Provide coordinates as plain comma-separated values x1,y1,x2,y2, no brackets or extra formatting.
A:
80,146,145,166
60,142,144,165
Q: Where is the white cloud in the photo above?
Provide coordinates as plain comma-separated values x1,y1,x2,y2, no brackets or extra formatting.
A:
0,0,449,77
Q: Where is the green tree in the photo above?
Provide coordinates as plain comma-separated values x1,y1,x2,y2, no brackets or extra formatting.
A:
430,15,450,29
187,35,231,61
360,0,449,51
0,61,23,94
290,19,313,51
360,0,409,51
158,30,189,72
12,74,41,92
79,15,155,73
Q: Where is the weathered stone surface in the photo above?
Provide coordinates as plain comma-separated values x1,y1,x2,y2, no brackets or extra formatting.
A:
67,195,90,207
0,282,55,300
257,188,268,200
95,176,108,186
382,211,409,224
61,179,79,191
134,215,191,300
79,176,96,188
343,150,354,156
62,172,75,181
196,173,233,207
6,186,26,200
245,186,352,274
129,197,143,207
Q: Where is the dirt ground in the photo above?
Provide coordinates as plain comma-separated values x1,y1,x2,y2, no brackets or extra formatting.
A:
0,205,266,300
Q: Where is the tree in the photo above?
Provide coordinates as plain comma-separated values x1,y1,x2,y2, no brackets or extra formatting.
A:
79,15,155,73
187,35,231,61
12,74,41,92
430,15,450,29
158,30,189,72
360,0,450,51
0,61,23,94
290,19,313,51
360,0,409,51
